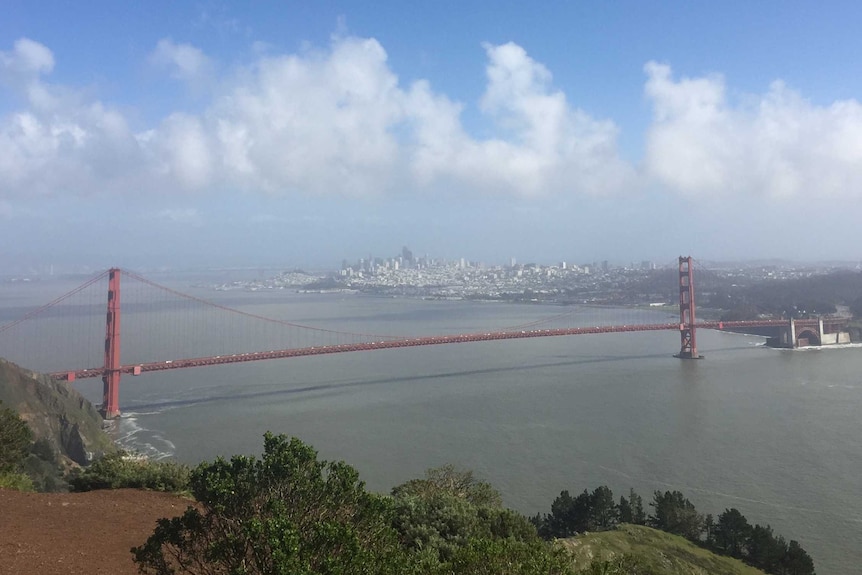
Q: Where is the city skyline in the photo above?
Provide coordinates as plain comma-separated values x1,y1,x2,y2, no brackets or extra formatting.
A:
3,1,862,270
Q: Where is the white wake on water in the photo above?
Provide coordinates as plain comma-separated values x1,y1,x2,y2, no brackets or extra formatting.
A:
115,412,177,460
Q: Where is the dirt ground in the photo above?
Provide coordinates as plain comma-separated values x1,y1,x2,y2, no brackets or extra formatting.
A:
0,488,190,575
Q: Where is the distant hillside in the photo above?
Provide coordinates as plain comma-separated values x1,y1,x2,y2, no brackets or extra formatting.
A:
0,358,116,467
561,524,767,575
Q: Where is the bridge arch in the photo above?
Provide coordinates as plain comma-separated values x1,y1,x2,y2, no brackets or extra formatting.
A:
796,329,821,347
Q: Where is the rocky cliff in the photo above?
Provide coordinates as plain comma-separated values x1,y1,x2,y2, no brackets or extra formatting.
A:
0,358,116,466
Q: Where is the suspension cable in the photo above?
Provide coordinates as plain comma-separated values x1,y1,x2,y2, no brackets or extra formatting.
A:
121,269,404,341
0,269,110,334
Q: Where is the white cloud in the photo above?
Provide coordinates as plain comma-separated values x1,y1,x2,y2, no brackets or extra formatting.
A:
644,61,862,199
1,36,634,202
0,39,149,198
149,114,214,189
0,38,54,88
6,36,862,208
406,42,632,197
211,36,404,196
148,39,214,87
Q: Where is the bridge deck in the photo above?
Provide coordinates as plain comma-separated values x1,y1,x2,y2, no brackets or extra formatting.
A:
50,319,789,381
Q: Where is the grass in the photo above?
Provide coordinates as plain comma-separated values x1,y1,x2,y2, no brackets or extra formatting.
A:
559,524,767,575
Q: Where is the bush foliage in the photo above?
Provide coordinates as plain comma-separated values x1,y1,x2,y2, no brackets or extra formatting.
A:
123,433,814,575
0,401,35,491
132,435,574,575
69,452,190,492
0,471,34,491
132,433,413,575
0,400,32,474
390,464,539,563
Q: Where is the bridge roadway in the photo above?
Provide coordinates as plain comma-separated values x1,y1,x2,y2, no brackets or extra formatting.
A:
49,319,788,381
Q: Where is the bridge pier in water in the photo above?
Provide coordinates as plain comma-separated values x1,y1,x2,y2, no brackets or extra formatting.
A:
101,268,122,419
675,256,702,359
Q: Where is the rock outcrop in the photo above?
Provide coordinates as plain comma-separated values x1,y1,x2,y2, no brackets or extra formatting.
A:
0,358,116,466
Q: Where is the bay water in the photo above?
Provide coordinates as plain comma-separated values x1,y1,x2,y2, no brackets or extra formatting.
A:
3,277,860,574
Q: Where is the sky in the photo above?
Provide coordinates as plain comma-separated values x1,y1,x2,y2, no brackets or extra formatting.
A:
2,1,862,272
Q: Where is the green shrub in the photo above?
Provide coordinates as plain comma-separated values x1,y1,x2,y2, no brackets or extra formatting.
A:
132,433,412,575
390,465,544,565
22,452,67,492
0,402,33,474
0,471,34,491
69,452,190,492
447,537,575,575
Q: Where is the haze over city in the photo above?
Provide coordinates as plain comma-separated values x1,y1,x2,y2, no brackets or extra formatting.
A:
3,1,862,271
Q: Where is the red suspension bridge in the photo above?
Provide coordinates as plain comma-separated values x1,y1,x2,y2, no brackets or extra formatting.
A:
0,257,847,419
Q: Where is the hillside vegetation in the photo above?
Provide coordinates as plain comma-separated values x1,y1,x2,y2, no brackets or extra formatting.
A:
0,358,115,465
0,358,116,490
562,524,766,575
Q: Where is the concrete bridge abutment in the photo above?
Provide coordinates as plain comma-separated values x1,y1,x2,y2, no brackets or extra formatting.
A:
768,318,851,349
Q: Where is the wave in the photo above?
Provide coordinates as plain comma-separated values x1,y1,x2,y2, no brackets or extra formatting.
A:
114,413,176,460
795,342,862,351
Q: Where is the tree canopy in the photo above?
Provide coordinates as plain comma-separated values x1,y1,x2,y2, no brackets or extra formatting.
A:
132,433,409,575
0,401,32,474
649,490,704,541
133,436,573,575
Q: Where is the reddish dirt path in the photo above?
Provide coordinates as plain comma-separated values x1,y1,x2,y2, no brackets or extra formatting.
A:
0,488,190,575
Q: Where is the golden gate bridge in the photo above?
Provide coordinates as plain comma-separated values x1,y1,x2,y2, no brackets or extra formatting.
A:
0,257,844,419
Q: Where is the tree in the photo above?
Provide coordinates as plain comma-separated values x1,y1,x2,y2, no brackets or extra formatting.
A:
618,494,633,523
132,433,410,575
589,485,618,531
703,514,715,547
391,490,480,561
390,466,537,562
780,540,815,575
543,489,593,537
628,489,646,525
548,490,577,537
0,402,32,474
391,464,502,507
714,508,751,558
537,490,572,537
746,524,786,573
649,490,703,541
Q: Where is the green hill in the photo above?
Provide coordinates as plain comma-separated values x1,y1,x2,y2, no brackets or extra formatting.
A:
560,524,767,575
0,358,115,468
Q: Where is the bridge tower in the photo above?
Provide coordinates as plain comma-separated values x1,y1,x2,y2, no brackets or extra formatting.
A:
675,256,701,359
101,268,122,418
